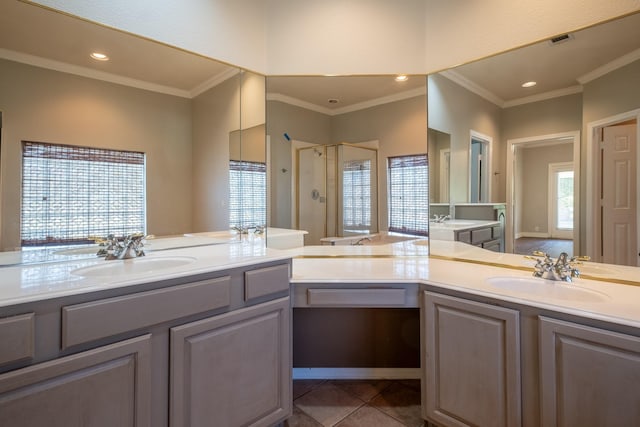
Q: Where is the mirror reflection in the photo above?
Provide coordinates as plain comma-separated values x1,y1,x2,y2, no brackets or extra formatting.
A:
0,1,265,264
428,11,640,266
266,75,427,246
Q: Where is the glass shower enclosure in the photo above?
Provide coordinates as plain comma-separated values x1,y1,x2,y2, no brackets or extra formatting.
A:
296,143,378,245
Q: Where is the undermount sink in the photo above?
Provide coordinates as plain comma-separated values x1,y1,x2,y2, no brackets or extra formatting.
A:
485,276,609,302
71,256,197,278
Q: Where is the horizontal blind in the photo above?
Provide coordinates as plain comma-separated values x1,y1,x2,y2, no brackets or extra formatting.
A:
21,141,145,246
229,160,266,229
388,154,429,236
342,159,371,232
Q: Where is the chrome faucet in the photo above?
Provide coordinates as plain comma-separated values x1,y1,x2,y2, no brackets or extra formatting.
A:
231,225,249,235
526,251,589,282
100,233,147,260
431,214,451,223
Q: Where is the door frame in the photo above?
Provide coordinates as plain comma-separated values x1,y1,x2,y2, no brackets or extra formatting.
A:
469,130,492,203
506,131,580,254
439,148,450,203
586,108,640,263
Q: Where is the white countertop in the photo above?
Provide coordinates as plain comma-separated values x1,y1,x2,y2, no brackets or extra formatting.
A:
1,231,639,330
287,239,640,329
0,233,290,308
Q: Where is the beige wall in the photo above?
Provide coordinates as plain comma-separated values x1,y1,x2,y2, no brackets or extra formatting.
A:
428,74,503,203
502,94,583,141
191,76,241,233
0,59,193,250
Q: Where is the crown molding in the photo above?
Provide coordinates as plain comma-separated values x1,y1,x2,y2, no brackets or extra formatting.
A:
266,93,334,115
0,48,195,98
190,68,241,98
439,69,504,107
267,86,426,116
503,85,583,108
577,47,640,84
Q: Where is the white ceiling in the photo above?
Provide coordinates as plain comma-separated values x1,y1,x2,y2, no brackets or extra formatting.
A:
1,2,639,108
0,1,236,98
448,12,640,107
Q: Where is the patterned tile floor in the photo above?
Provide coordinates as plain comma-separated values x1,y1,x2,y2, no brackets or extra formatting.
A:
284,379,424,427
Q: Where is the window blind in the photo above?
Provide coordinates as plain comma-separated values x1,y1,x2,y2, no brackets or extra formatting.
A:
387,154,429,236
229,160,266,229
21,141,146,246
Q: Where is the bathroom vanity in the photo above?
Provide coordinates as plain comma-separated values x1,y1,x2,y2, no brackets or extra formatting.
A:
0,237,639,427
428,219,502,251
0,243,292,427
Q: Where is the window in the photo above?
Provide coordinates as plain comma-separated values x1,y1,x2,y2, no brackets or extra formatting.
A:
387,154,429,235
21,141,145,246
229,160,266,229
342,159,372,233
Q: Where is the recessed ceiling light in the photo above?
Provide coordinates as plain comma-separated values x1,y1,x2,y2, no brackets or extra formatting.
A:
522,81,537,88
395,75,408,82
90,52,109,61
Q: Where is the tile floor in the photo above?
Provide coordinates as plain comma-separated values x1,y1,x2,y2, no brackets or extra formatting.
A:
284,379,425,427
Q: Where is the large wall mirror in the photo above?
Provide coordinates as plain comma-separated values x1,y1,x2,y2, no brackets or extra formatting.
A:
428,11,640,266
0,1,265,262
265,75,427,246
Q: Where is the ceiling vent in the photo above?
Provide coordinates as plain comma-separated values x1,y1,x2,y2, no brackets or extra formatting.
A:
548,33,573,45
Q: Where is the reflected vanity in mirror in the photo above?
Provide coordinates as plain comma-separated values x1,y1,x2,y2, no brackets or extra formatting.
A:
265,75,428,246
0,1,265,265
428,11,640,267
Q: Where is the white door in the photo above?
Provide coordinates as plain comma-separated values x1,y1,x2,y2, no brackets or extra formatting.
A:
602,124,638,266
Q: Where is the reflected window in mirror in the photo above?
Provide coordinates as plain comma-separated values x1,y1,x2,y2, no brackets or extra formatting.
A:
229,160,266,230
388,154,429,236
343,158,373,233
21,141,145,246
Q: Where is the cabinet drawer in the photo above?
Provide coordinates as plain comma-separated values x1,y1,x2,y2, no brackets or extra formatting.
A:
456,231,471,243
0,313,34,366
471,227,492,244
307,288,406,307
245,264,290,301
492,226,502,238
62,276,231,348
482,239,501,252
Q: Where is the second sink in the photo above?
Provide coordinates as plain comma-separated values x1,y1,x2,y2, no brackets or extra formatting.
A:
486,276,609,302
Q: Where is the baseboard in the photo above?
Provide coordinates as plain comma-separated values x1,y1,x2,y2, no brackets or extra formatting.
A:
292,367,421,380
517,232,550,239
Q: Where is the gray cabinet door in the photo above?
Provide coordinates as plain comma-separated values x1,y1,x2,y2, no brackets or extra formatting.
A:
0,334,151,427
423,292,521,427
539,316,640,426
170,297,291,427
